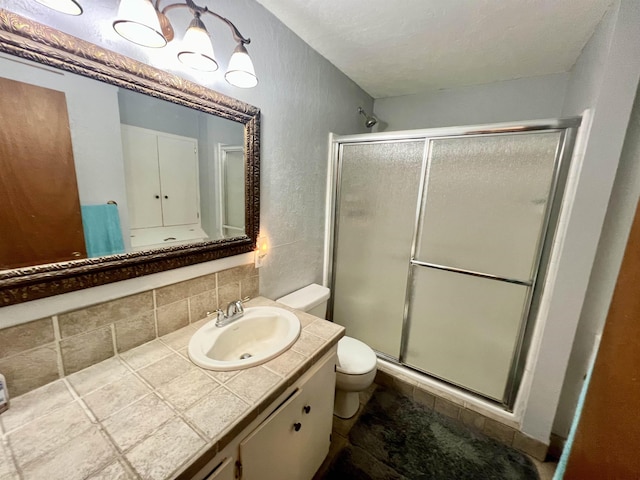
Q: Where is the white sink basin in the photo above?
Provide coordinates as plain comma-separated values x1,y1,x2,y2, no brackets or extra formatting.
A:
188,306,301,371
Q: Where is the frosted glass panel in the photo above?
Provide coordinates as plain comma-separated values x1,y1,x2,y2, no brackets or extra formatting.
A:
333,141,425,358
416,132,561,281
404,267,529,401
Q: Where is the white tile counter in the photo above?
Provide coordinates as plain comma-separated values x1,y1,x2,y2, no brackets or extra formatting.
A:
0,298,344,480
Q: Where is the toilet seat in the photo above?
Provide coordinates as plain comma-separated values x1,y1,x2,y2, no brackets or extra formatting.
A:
337,336,377,375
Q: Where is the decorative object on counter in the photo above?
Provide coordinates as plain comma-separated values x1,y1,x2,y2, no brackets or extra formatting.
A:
323,385,539,480
0,372,9,414
113,0,258,87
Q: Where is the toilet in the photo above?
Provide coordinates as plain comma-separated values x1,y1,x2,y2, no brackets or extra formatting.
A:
276,284,377,419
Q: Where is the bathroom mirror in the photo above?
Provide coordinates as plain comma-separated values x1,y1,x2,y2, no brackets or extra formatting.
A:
0,10,260,306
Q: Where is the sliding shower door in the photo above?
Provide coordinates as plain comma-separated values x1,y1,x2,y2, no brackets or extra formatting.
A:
405,132,562,401
331,141,425,358
330,120,577,406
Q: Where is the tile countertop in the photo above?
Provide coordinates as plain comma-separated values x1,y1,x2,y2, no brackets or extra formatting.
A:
0,297,345,480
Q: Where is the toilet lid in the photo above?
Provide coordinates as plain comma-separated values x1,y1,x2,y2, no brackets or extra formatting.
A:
337,336,377,375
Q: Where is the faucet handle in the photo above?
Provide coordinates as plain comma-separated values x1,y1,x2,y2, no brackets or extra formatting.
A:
206,309,225,321
236,299,245,314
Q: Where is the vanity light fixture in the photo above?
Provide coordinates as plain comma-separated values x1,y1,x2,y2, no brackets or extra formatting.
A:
113,0,258,87
113,0,166,48
34,0,83,15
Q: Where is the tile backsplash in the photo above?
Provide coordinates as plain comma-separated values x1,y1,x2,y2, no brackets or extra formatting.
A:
0,263,258,397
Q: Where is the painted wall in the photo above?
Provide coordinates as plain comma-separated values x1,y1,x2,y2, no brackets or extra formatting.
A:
0,0,371,328
552,4,640,437
372,73,569,131
522,0,640,442
118,89,201,137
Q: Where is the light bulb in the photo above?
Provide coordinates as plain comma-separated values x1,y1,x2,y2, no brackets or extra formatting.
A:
113,0,166,48
225,43,258,88
177,16,218,72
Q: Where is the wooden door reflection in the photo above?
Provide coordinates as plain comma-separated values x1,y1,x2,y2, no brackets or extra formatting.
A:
0,77,86,269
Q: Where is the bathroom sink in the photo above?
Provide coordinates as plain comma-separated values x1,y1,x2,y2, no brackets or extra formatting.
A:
188,306,301,371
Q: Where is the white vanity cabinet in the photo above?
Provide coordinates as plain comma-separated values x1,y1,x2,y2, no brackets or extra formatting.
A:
191,348,337,480
240,350,335,480
121,124,200,230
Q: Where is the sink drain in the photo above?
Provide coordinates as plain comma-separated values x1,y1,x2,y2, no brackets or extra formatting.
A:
239,353,252,360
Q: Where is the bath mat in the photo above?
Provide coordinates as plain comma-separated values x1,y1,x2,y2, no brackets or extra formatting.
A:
323,386,539,480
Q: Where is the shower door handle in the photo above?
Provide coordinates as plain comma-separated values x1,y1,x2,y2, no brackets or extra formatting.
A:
410,260,531,287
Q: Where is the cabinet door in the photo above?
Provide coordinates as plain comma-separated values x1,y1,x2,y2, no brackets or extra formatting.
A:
121,126,162,228
157,135,199,226
240,389,304,480
240,354,336,480
204,457,235,480
296,355,336,479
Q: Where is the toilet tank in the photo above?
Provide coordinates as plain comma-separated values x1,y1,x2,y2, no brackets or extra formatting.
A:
276,284,330,319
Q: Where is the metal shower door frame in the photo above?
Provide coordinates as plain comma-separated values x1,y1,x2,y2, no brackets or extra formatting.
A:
327,117,580,409
325,137,429,334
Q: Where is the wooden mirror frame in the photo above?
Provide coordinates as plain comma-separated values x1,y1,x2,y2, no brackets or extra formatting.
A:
0,10,260,306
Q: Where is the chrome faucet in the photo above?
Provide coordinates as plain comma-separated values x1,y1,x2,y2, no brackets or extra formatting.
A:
214,298,247,327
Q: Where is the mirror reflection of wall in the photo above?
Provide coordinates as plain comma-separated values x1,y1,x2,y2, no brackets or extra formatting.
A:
0,52,245,271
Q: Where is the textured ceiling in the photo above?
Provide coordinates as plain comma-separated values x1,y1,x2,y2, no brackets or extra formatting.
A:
256,0,613,98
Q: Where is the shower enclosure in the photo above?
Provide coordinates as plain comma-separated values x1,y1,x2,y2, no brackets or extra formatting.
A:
328,119,579,408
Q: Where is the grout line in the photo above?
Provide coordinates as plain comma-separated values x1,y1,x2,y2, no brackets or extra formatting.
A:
110,324,118,356
262,364,287,378
62,377,98,424
52,315,66,379
219,384,252,408
118,456,139,479
95,391,155,425
200,368,237,386
52,315,62,341
1,434,22,480
152,290,159,338
106,400,175,454
64,359,129,399
98,373,212,451
87,420,131,474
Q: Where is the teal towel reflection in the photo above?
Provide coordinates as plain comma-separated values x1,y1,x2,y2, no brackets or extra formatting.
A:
81,204,125,257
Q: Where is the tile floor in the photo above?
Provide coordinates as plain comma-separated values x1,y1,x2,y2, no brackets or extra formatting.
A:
314,383,558,480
